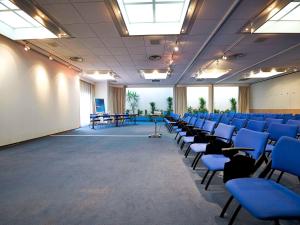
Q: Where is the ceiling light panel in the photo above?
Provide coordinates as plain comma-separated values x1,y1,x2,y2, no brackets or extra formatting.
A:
0,0,69,40
243,0,300,34
86,71,118,81
140,69,170,80
113,0,193,35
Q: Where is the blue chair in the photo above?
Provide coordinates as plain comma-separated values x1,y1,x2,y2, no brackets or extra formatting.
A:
180,120,216,151
221,137,300,225
265,123,298,153
287,119,300,135
231,118,247,132
170,115,191,133
246,120,266,132
187,123,235,170
265,118,283,130
200,128,269,190
175,116,199,142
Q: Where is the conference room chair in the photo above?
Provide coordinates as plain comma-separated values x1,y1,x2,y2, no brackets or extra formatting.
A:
265,123,298,154
175,118,204,141
180,120,216,151
286,119,300,136
265,118,284,130
187,123,235,170
220,136,300,225
231,118,247,133
220,116,231,125
246,120,266,132
200,128,269,190
175,116,198,142
171,115,192,133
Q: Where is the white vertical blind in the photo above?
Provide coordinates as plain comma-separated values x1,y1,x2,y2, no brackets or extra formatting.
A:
80,81,92,126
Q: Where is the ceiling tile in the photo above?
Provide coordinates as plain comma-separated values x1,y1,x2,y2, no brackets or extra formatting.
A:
91,47,112,56
64,24,96,38
102,37,125,48
122,37,145,47
90,22,119,37
73,2,112,23
109,48,129,56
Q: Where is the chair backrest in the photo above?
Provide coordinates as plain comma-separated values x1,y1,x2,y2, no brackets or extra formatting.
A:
202,120,216,134
231,118,247,131
189,116,197,126
194,118,205,129
267,123,298,142
183,116,191,123
287,119,300,133
265,118,283,129
272,136,300,177
246,120,266,132
220,116,231,125
214,123,235,143
235,128,269,160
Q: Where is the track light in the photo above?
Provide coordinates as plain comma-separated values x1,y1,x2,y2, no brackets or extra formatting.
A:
222,55,227,60
49,55,53,60
174,46,179,52
24,45,30,51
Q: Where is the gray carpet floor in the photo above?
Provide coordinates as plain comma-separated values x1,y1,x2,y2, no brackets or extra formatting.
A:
0,123,299,225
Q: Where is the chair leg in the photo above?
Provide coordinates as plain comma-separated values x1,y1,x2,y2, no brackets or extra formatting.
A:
220,196,234,218
276,171,284,183
192,153,203,170
205,171,216,190
191,153,200,167
177,136,182,144
180,141,185,150
201,170,210,184
267,169,275,179
228,205,242,225
174,132,179,139
184,145,191,158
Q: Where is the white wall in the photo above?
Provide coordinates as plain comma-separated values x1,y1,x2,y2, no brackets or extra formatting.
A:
214,86,239,111
126,87,173,113
0,36,80,146
250,72,300,110
187,86,209,109
95,81,109,112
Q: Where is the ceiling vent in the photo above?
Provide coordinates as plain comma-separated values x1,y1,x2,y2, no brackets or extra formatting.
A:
150,39,161,45
148,55,161,61
69,56,84,62
227,53,245,60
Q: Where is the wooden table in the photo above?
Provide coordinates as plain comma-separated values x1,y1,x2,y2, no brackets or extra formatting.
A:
91,114,138,129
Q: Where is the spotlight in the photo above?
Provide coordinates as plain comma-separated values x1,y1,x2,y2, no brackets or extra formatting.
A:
49,55,53,60
222,55,227,60
24,45,30,51
174,46,179,52
170,59,174,64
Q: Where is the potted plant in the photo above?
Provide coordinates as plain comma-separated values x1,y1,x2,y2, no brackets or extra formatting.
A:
150,102,156,114
127,91,139,114
166,96,173,115
229,98,237,112
198,97,208,113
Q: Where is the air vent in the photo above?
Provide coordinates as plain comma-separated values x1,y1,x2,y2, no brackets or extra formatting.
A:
148,55,161,61
152,79,160,82
69,56,84,62
150,39,161,45
254,37,268,43
227,53,245,60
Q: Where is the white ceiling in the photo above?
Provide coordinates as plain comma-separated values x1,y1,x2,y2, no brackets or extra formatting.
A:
30,0,300,85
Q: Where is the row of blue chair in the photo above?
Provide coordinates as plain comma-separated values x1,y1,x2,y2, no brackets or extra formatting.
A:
169,113,300,225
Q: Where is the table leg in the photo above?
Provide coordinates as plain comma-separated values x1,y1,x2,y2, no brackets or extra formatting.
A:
116,115,119,127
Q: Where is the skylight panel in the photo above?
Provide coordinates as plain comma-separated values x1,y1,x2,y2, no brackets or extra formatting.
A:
125,4,153,23
247,1,300,34
156,3,183,22
0,0,69,40
113,0,194,35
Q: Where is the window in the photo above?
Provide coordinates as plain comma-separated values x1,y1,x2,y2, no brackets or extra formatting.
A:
80,81,94,126
213,86,238,112
187,86,209,111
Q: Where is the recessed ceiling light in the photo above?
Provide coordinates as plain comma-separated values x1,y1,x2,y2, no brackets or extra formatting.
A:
86,70,118,81
49,55,53,60
195,68,231,79
174,46,179,52
0,0,69,40
243,1,300,34
140,69,170,80
246,68,286,79
106,0,200,36
24,45,30,51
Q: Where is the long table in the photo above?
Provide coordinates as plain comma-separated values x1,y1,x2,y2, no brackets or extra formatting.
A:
91,114,138,129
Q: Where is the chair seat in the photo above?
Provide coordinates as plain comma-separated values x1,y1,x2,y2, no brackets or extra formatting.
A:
190,143,208,153
179,131,187,137
183,136,194,143
226,178,300,220
201,154,230,171
265,144,274,152
174,128,182,132
232,135,236,143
